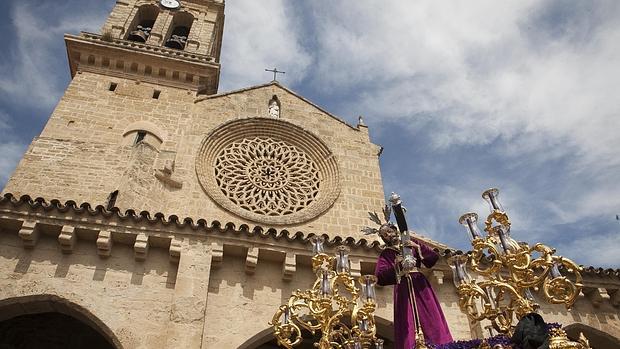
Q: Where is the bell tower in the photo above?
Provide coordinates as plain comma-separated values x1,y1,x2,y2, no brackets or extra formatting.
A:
66,0,224,94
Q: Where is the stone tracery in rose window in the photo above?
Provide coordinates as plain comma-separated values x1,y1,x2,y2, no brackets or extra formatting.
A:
196,117,340,225
214,137,321,216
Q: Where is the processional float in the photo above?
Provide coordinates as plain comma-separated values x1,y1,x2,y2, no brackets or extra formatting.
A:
270,188,592,349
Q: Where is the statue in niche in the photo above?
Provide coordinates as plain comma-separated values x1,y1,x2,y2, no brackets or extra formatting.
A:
268,96,280,118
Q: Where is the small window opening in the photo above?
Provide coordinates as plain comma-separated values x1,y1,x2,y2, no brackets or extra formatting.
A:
135,131,147,144
152,90,161,99
106,190,119,210
109,82,118,92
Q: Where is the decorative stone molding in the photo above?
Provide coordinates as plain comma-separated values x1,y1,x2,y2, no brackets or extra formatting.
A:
169,238,182,264
18,221,39,249
433,270,445,285
350,260,361,278
211,242,224,268
282,253,296,281
96,230,113,258
607,289,620,307
583,287,604,308
58,226,77,254
245,247,259,275
134,233,149,261
196,118,341,225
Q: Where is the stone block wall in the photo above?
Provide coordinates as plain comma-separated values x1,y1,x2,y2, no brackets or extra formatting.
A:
4,73,385,240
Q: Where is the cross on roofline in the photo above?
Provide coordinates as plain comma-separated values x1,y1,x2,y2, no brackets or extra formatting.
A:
265,67,285,81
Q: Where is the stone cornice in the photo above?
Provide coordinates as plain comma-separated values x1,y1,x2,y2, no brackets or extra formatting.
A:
65,32,220,94
1,193,618,282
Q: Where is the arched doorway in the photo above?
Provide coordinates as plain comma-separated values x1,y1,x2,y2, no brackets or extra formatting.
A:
239,317,395,349
0,295,122,349
564,323,620,349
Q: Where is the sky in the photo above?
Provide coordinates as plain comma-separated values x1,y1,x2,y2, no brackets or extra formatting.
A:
0,0,619,268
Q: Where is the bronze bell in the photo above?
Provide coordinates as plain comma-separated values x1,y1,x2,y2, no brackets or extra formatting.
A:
165,35,187,50
165,26,190,50
128,25,152,43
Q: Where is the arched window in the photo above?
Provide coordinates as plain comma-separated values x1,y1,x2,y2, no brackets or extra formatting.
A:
164,12,194,50
122,121,165,150
127,5,160,43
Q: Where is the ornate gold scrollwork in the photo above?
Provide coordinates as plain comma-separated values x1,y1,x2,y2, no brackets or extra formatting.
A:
455,189,586,346
271,251,379,348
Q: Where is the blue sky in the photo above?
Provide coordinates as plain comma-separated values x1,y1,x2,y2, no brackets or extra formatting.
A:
0,0,619,267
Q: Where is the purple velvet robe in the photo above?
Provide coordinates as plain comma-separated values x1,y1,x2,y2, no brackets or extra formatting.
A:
375,241,453,349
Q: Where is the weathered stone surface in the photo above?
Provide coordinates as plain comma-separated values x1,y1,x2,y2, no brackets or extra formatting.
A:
1,1,619,349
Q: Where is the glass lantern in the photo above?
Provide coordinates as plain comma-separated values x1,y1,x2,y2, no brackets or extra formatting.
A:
320,269,331,297
281,306,291,325
448,254,472,288
357,317,369,332
311,236,325,255
336,246,350,274
459,212,483,240
359,275,377,304
550,262,562,278
482,188,504,212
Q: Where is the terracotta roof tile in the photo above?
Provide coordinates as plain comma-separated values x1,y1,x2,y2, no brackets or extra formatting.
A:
1,193,617,277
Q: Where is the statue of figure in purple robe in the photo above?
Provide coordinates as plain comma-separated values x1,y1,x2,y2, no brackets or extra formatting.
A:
374,224,453,349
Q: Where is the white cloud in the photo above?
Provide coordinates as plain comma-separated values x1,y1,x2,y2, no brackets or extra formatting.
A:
219,0,311,90
289,1,619,235
555,232,620,267
0,1,109,110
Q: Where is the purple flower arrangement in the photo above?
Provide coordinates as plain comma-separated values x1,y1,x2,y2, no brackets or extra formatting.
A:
424,334,513,349
421,323,563,349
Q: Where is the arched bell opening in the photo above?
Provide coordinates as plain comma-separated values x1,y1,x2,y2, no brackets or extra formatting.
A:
0,294,122,349
127,5,160,43
238,316,395,349
164,12,194,50
564,323,620,349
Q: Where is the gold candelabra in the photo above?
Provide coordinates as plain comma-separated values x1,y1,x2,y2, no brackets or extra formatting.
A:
451,188,590,348
270,237,384,349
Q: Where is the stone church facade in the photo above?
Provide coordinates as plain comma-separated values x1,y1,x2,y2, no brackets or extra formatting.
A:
0,1,619,348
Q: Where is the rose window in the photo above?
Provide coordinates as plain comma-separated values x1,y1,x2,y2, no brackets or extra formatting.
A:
196,118,340,225
214,137,320,216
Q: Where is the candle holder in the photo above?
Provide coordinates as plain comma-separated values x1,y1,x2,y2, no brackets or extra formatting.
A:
454,188,589,348
270,236,380,348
